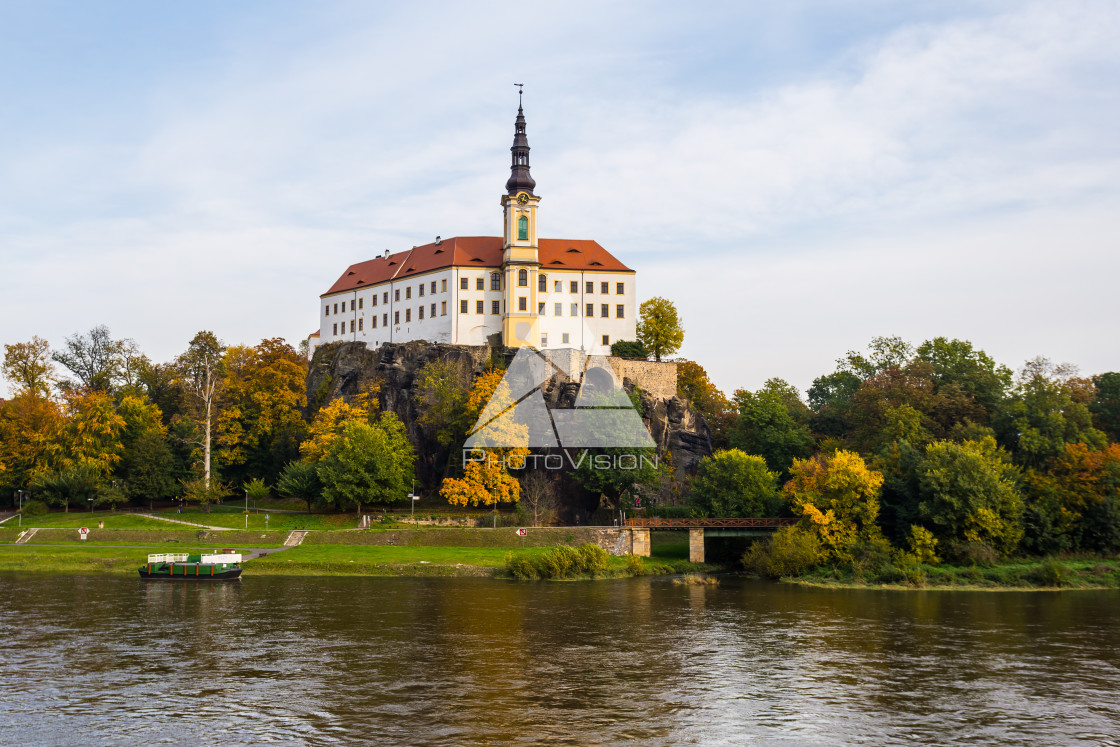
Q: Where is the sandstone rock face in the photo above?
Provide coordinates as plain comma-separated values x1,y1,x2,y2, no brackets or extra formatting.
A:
307,341,713,508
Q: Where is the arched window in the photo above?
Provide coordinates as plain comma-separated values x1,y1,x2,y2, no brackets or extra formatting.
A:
490,272,501,291
518,268,528,287
517,215,529,241
538,274,547,292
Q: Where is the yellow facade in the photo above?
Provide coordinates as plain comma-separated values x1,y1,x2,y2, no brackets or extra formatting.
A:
501,190,541,347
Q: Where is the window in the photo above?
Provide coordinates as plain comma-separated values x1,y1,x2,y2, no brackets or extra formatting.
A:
586,303,594,317
616,282,625,295
476,277,484,291
383,292,388,304
394,289,400,302
334,303,339,313
554,280,562,292
431,303,436,317
332,323,337,335
571,303,579,316
562,333,570,344
491,273,501,291
460,300,468,313
431,281,436,294
476,300,484,314
441,279,447,292
358,298,363,309
538,302,545,314
418,284,424,297
518,268,528,287
418,306,424,320
554,302,562,316
382,313,388,326
358,318,363,331
351,320,356,332
616,304,625,318
519,297,527,311
517,214,528,240
601,304,609,318
405,286,411,300
351,300,356,311
541,333,548,347
601,281,609,294
405,308,411,322
372,294,378,307
324,305,329,315
602,335,610,346
570,280,578,293
441,301,447,315
586,281,594,293
373,316,378,329
394,311,400,325
492,300,500,315
538,274,547,292
460,277,469,290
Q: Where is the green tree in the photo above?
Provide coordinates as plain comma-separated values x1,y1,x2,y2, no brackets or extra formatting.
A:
916,436,1023,556
414,360,471,449
1091,372,1120,442
318,414,414,515
636,297,684,362
689,449,781,517
51,325,130,393
123,431,175,508
31,463,106,512
677,360,735,449
610,340,648,359
730,379,813,475
915,336,1011,415
276,460,322,513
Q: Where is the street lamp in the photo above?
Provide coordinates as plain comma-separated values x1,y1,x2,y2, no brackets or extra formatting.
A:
244,488,248,530
410,493,419,522
17,490,23,529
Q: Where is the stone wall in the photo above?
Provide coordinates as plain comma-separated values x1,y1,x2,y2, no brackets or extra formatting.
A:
608,358,678,400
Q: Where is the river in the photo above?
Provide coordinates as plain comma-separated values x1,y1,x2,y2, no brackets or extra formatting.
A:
1,573,1118,745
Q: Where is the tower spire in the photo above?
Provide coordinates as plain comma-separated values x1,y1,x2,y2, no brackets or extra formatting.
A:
505,85,536,195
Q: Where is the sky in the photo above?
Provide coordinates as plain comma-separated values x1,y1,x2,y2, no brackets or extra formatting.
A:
1,0,1118,396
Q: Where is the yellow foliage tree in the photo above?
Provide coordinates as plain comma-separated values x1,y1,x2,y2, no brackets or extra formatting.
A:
783,449,885,561
441,459,521,507
300,395,375,463
62,389,126,476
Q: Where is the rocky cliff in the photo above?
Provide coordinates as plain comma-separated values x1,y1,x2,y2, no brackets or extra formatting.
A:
307,341,712,513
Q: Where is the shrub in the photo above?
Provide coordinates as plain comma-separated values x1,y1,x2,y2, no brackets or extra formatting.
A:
907,525,940,565
577,544,609,577
944,540,998,568
505,552,540,581
1029,557,1069,587
21,499,48,517
625,554,645,576
742,527,820,578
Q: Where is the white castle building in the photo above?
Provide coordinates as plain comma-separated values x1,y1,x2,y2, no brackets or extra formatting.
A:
311,100,637,356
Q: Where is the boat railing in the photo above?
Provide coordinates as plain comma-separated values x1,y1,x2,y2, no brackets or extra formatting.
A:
147,553,189,563
201,553,243,565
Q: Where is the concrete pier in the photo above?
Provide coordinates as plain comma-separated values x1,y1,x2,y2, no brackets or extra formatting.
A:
689,529,705,563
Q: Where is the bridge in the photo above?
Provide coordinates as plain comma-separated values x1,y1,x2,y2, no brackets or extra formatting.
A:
624,517,797,562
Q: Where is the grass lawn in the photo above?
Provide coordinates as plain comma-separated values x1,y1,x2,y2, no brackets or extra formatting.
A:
651,531,690,561
0,545,226,573
164,510,361,531
251,544,536,569
16,512,192,529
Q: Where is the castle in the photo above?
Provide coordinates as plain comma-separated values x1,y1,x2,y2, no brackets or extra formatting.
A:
310,99,637,356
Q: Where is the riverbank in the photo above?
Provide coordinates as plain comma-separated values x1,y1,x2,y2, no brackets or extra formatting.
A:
785,556,1120,590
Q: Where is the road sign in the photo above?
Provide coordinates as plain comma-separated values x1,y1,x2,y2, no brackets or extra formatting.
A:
516,528,527,536
79,527,89,540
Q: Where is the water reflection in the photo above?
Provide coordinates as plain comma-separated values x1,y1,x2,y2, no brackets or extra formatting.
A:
1,574,1119,745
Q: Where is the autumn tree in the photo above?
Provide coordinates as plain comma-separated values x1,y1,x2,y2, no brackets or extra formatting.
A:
0,393,65,493
636,297,684,361
413,359,471,449
677,360,735,448
783,450,885,561
174,331,226,488
61,389,126,476
689,449,781,517
2,337,55,396
1023,443,1120,554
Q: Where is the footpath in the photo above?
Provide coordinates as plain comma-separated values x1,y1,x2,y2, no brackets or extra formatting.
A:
133,513,233,531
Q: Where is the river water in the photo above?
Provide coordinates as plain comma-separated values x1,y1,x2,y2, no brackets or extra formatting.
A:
1,573,1119,745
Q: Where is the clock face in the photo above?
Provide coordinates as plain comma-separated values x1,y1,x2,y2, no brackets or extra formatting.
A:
516,193,529,205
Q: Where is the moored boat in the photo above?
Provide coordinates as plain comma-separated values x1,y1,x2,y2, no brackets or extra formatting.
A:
138,551,243,580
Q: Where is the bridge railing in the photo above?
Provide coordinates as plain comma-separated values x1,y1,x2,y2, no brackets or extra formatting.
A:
625,517,798,528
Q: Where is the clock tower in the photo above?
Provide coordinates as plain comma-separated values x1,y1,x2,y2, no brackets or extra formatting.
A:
501,95,541,348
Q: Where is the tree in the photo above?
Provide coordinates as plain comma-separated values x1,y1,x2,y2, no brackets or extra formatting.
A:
317,414,414,515
916,436,1023,556
2,337,55,396
181,477,229,512
519,469,556,526
1091,372,1120,442
636,297,684,361
0,392,65,493
689,449,781,517
300,397,372,463
276,460,322,513
677,360,735,448
174,331,226,488
610,340,648,359
441,458,521,508
730,379,813,475
783,450,885,562
1023,443,1120,554
61,389,125,476
123,431,175,508
915,337,1011,414
31,463,106,513
414,360,471,449
51,325,129,393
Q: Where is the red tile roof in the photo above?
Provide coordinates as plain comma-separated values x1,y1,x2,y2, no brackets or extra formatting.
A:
323,237,633,296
